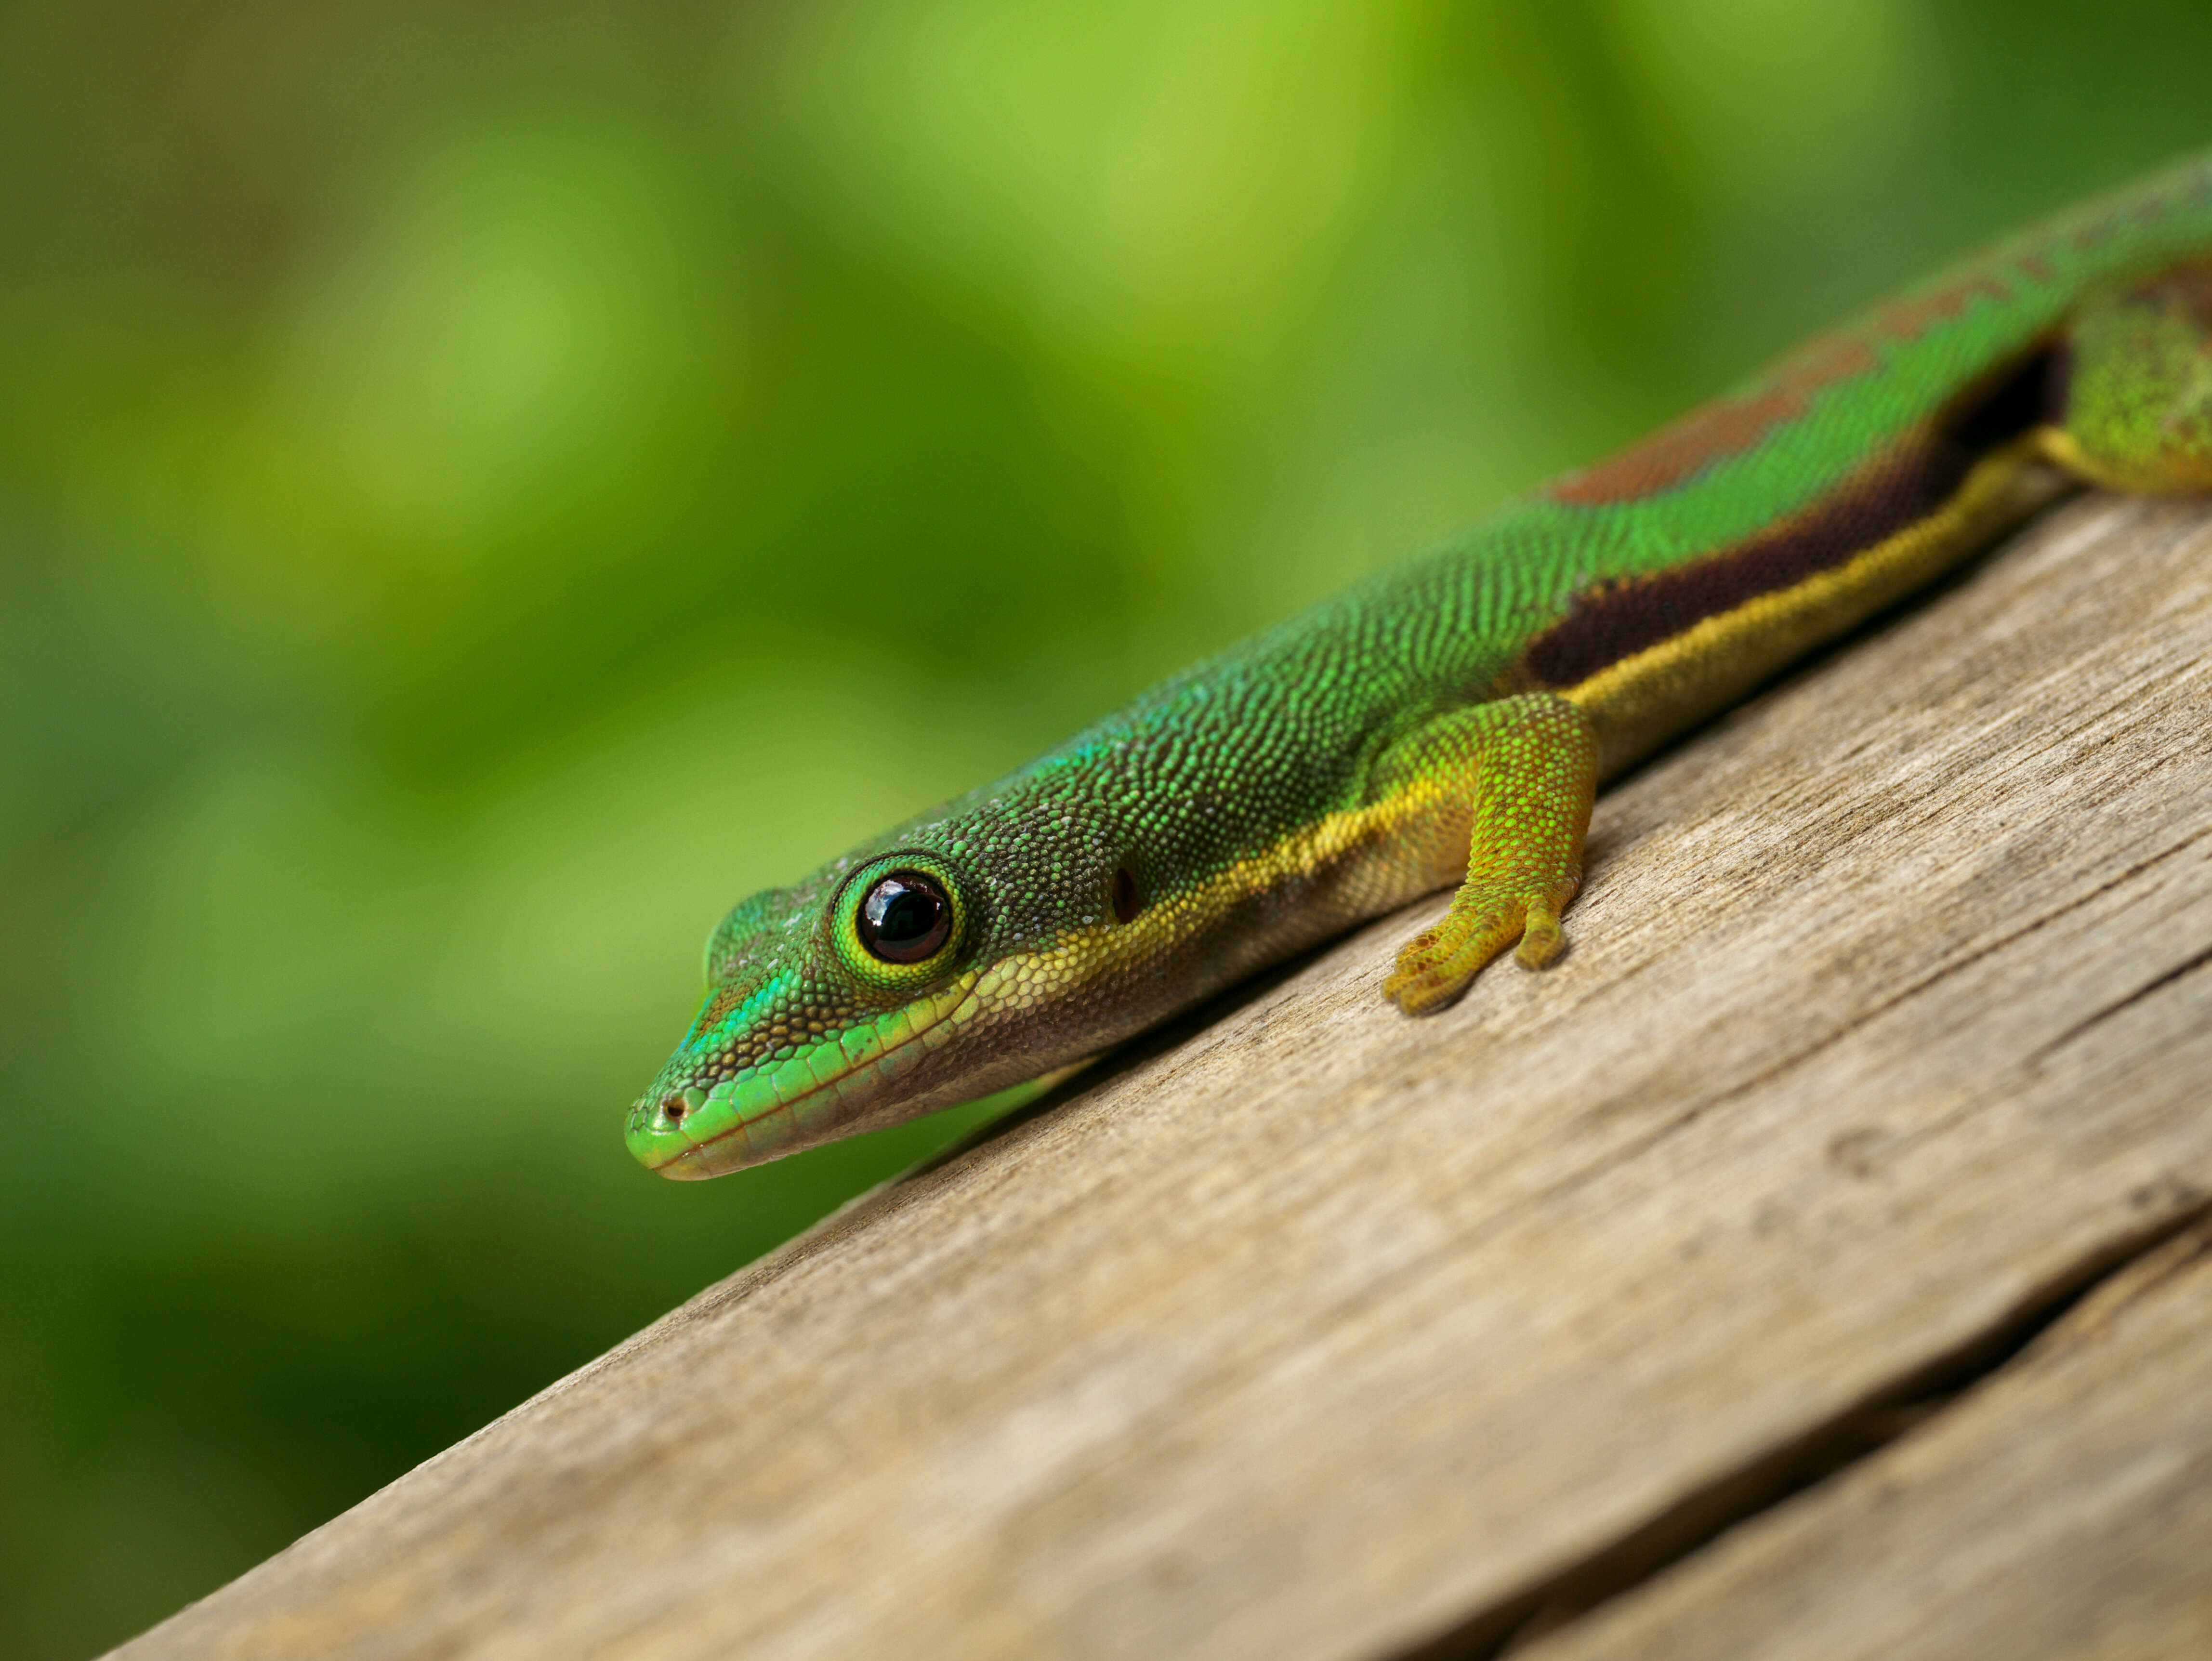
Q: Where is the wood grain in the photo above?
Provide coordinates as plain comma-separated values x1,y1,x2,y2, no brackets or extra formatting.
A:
1520,1218,2212,1661
112,495,2212,1661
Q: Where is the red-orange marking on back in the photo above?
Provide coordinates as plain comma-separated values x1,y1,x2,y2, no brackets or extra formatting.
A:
1548,335,1877,505
1870,271,2014,341
1550,265,2021,507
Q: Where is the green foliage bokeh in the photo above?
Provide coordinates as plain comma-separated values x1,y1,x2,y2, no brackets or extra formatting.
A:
2,2,2207,1654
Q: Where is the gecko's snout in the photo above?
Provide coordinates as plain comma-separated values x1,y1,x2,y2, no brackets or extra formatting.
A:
624,1084,712,1177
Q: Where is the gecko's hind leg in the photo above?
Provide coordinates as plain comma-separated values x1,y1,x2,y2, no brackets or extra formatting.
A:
2046,264,2212,493
1380,692,1599,1016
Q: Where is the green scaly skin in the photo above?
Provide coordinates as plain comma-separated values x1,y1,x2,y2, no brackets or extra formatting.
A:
630,152,2212,1178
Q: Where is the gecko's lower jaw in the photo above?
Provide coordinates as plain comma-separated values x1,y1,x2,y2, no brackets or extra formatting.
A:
634,1138,725,1180
624,1117,734,1180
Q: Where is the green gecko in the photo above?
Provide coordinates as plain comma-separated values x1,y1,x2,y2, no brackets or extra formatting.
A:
630,152,2212,1179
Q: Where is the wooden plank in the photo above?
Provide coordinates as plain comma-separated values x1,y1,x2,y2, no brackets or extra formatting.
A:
112,494,2212,1661
1519,1219,2212,1661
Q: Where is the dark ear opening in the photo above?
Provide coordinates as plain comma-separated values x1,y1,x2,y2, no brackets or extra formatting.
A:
1110,864,1142,925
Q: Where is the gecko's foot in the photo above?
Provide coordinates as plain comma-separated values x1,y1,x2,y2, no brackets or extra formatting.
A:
1382,889,1568,1015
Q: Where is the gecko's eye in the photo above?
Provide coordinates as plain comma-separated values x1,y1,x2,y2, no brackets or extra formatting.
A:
857,872,952,963
831,852,971,988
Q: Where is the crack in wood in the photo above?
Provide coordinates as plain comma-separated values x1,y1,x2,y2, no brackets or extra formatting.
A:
1388,1194,2212,1661
2031,936,2212,1059
1653,817,2212,1136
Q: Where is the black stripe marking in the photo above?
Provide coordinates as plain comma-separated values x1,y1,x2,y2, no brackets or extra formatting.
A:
1524,346,2058,691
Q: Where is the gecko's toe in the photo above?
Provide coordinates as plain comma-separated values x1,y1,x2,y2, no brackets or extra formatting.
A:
1384,888,1573,1014
1514,902,1565,968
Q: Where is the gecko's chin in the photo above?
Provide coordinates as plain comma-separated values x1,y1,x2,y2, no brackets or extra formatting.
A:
624,1093,808,1179
632,1136,740,1180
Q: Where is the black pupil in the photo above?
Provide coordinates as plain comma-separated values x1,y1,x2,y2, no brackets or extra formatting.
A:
859,873,951,964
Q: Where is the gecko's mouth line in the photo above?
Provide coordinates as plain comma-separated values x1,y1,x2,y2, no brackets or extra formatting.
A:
645,981,984,1173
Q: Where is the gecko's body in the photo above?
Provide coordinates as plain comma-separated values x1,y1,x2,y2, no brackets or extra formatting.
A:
631,153,2212,1178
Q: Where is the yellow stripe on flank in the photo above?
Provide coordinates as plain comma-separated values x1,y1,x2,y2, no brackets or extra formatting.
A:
979,777,1463,1017
1565,436,2075,774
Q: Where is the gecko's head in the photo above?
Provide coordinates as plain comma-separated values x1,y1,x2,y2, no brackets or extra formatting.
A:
627,772,1206,1181
626,849,1009,1179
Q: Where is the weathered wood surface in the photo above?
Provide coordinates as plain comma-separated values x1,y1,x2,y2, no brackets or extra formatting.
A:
116,495,2212,1661
1529,1217,2212,1661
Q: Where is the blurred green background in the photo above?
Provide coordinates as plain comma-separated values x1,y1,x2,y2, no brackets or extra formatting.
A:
1,1,2207,1654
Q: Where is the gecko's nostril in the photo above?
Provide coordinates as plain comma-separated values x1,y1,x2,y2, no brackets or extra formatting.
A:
661,1092,690,1124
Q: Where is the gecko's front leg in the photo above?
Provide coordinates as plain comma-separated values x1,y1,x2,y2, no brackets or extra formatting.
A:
1378,692,1600,1015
